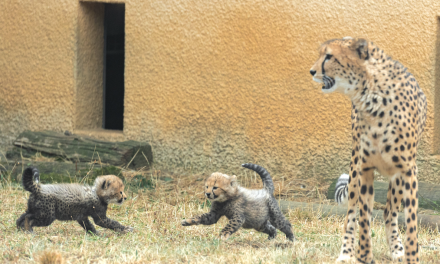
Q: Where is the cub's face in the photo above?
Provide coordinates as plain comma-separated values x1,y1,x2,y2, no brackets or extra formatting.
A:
95,175,127,205
204,172,238,202
310,37,369,94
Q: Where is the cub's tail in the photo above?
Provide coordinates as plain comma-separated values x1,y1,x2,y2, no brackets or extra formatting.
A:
335,174,349,206
241,163,275,194
22,167,40,193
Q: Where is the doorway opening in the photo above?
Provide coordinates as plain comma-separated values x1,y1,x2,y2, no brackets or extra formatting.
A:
103,4,125,130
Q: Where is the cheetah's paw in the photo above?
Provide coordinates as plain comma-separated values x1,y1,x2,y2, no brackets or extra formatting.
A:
120,226,134,234
391,250,404,262
220,233,230,241
336,253,355,263
181,220,191,226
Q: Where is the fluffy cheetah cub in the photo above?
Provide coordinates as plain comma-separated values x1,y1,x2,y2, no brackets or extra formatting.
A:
16,167,133,235
182,163,294,241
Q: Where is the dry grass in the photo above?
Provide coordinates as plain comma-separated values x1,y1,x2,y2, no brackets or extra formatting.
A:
1,163,440,263
36,251,64,264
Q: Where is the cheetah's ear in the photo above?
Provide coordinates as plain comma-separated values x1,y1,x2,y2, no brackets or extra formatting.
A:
101,180,111,190
230,175,237,187
352,38,369,60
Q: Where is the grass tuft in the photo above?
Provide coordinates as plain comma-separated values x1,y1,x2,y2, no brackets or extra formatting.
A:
37,251,64,264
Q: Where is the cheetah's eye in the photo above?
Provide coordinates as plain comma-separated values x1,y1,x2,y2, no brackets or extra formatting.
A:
213,187,218,190
120,192,122,194
325,54,333,60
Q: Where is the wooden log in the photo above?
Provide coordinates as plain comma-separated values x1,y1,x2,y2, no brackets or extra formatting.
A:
0,161,121,184
1,161,115,177
327,178,440,211
279,201,440,230
6,130,153,169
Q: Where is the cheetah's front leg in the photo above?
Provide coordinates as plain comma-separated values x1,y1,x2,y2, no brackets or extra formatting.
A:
77,218,99,235
181,211,220,226
92,215,133,234
402,166,419,263
356,167,375,264
220,213,245,240
384,176,404,261
337,105,360,263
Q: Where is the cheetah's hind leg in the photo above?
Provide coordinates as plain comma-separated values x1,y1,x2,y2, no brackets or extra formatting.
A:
23,214,35,233
259,220,277,240
268,199,295,241
24,214,55,233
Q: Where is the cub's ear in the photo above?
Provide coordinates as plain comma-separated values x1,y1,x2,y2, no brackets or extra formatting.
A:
351,38,369,60
101,180,111,189
230,175,237,187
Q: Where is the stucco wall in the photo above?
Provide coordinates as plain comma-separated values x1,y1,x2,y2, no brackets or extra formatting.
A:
76,2,105,130
434,19,440,156
0,0,77,147
1,0,440,182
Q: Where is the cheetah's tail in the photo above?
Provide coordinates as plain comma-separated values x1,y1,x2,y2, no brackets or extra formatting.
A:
335,174,349,206
241,163,275,194
22,167,40,193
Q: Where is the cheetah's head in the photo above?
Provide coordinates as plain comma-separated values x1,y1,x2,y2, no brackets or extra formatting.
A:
310,37,369,94
95,175,127,205
204,172,238,202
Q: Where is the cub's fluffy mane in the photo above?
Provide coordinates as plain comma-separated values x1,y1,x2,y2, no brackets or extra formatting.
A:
40,184,93,197
239,188,269,202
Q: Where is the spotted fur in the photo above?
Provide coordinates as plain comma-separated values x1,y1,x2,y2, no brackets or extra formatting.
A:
181,163,294,241
311,37,427,264
16,167,133,235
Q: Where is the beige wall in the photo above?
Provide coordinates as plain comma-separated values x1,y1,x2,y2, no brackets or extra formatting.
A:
0,0,77,145
435,18,440,156
76,2,105,130
1,0,440,181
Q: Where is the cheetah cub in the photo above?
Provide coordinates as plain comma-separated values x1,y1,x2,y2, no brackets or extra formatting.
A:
16,167,133,235
182,163,295,241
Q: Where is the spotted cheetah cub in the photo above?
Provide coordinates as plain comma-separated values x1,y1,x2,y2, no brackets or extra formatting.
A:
182,163,294,241
16,167,133,235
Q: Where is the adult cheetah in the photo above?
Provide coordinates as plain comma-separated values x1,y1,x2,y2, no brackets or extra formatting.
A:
310,37,427,263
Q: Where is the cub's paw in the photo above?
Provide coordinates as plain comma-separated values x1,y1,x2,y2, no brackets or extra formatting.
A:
287,235,296,242
87,230,101,236
220,233,230,241
181,220,192,226
120,226,134,234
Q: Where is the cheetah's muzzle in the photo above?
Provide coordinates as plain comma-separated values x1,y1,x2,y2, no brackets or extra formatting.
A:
322,75,335,90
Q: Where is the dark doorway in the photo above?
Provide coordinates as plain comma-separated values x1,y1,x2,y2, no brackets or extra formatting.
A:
103,4,125,130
